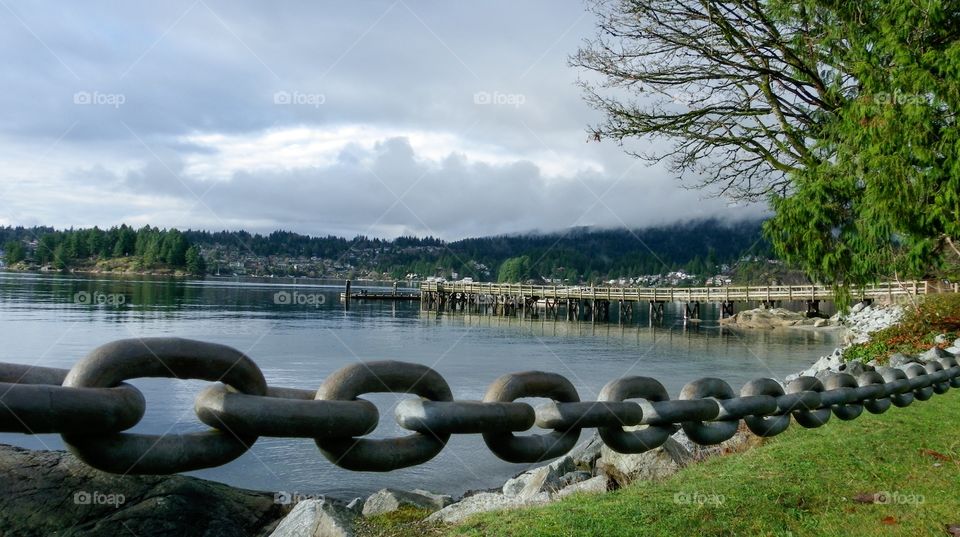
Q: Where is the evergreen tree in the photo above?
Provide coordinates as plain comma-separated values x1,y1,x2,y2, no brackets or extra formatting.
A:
2,241,25,265
497,256,531,283
52,242,69,270
765,1,960,305
185,246,206,275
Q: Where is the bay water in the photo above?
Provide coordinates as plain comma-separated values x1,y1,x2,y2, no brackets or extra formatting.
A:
0,271,838,498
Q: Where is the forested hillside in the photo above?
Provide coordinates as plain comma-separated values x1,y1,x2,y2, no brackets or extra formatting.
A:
1,218,769,282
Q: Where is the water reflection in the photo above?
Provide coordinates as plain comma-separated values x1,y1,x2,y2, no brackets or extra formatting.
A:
0,271,839,498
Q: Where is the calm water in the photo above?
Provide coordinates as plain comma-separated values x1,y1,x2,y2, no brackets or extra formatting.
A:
0,271,838,499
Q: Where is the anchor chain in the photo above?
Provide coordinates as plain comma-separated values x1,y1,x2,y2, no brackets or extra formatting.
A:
0,337,957,474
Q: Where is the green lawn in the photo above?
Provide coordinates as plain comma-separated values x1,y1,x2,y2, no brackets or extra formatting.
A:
362,389,960,537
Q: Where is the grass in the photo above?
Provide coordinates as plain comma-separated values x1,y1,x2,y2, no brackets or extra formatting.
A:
843,293,960,364
357,506,440,536
359,389,960,537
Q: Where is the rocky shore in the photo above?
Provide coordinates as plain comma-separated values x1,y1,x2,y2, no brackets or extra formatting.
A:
719,306,836,329
3,302,955,537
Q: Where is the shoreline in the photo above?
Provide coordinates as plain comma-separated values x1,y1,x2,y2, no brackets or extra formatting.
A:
0,268,420,288
0,300,945,536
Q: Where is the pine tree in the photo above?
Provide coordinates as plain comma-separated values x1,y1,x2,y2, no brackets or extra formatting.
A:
185,246,206,275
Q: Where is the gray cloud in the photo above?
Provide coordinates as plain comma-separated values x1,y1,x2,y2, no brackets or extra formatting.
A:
0,0,766,238
94,137,763,239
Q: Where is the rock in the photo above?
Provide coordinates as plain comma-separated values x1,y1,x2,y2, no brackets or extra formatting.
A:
361,488,451,517
0,444,283,537
270,499,357,537
425,492,550,524
843,305,904,344
555,475,610,498
946,346,960,356
889,353,919,368
568,432,604,469
813,318,829,328
345,497,364,515
836,360,871,377
411,489,453,507
502,456,575,499
791,351,843,380
596,436,691,487
920,346,953,361
671,427,754,461
851,302,866,314
722,307,811,329
934,334,948,345
556,471,592,489
670,429,697,454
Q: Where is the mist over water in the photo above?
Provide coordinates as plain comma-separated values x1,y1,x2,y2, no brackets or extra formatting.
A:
0,272,838,498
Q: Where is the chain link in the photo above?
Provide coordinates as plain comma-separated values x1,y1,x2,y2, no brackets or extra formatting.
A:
0,337,957,474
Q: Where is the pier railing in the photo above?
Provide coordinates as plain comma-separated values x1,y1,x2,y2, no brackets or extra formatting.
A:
420,280,929,303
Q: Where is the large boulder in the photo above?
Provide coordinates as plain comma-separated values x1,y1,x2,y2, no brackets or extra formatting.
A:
596,436,692,487
889,353,921,368
360,488,451,517
501,456,575,499
555,471,592,489
785,349,843,382
920,346,954,361
670,427,756,462
721,308,813,329
425,492,550,525
0,444,284,537
269,499,357,537
567,432,604,469
555,475,609,498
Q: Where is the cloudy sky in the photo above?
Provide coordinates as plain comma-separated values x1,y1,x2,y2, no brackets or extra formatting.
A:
0,0,764,239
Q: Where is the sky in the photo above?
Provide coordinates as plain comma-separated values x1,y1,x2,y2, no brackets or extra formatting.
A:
0,0,765,240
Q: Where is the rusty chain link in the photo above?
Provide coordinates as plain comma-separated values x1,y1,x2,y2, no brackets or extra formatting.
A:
0,337,958,474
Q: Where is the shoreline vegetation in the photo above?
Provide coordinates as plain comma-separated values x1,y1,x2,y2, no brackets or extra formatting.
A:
2,295,956,536
350,296,960,536
408,390,960,537
1,220,810,286
1,225,206,276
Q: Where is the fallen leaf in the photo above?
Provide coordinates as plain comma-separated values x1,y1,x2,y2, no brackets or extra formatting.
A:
881,516,897,525
946,523,960,536
920,449,953,462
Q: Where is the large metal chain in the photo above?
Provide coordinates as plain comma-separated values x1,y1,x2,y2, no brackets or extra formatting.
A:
0,337,958,474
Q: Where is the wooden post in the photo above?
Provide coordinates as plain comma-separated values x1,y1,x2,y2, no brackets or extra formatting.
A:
344,280,351,309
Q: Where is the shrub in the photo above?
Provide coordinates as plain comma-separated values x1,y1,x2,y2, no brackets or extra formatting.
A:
843,293,960,364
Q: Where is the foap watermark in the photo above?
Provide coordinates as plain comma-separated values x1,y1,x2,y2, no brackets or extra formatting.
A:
870,90,936,107
871,491,925,506
274,491,326,505
273,290,326,307
74,490,125,508
74,291,126,306
673,490,725,506
73,91,125,109
473,91,525,108
273,90,325,108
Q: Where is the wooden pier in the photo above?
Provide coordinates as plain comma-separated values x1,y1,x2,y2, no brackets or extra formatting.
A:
339,292,419,301
339,280,420,303
420,280,938,322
